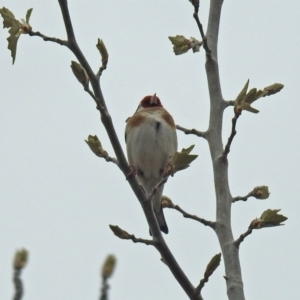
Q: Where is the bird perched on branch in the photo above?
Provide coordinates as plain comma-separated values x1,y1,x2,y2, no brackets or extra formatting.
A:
125,94,178,234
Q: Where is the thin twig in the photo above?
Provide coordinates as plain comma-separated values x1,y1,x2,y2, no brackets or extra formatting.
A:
96,63,108,80
110,225,155,245
194,252,221,297
190,0,211,57
194,276,208,296
225,100,235,107
232,191,254,203
13,268,23,300
103,156,118,165
223,111,241,157
176,125,206,138
234,227,253,248
99,278,109,300
83,86,106,112
28,31,67,46
130,234,156,246
171,204,215,229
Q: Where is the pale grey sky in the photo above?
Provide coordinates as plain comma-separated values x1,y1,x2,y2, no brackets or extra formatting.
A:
0,1,298,299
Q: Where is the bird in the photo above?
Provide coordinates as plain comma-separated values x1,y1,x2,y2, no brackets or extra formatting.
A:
125,94,178,234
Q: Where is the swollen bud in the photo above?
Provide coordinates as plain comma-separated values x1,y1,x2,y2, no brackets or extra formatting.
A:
161,195,173,208
96,38,109,65
85,135,108,158
252,186,270,200
13,248,29,269
109,225,131,239
101,254,117,279
70,61,89,87
204,253,221,278
263,83,284,96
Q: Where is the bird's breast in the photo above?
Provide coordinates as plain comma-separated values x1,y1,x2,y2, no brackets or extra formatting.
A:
126,110,177,186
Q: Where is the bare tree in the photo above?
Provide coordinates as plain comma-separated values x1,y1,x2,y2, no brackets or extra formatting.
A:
1,1,286,299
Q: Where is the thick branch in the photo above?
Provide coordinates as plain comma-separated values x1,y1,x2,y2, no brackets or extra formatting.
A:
58,0,76,43
54,1,200,298
176,125,206,138
205,0,246,299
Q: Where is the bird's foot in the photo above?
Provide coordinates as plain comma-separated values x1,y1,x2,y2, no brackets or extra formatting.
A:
126,165,138,180
163,162,174,177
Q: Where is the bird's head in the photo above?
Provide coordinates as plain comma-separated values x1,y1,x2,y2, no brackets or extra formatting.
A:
136,94,163,111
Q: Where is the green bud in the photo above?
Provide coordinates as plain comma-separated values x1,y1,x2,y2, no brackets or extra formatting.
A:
109,225,131,240
204,253,221,277
13,248,29,269
70,61,89,86
85,135,108,158
252,186,270,200
161,196,173,208
101,254,117,279
96,38,109,65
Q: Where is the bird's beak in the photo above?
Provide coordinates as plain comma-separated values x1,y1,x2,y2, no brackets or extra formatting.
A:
150,93,157,105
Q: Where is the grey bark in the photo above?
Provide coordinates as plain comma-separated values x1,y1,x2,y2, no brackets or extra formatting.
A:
205,1,245,299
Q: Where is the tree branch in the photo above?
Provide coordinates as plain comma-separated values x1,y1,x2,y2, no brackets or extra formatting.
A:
225,100,235,107
57,0,76,43
194,274,209,296
190,0,211,57
176,125,206,138
223,111,240,157
130,235,156,246
99,255,116,300
99,278,109,300
205,0,246,299
170,204,215,229
13,268,23,300
28,30,67,46
234,227,253,248
53,2,201,298
96,65,107,80
232,191,254,203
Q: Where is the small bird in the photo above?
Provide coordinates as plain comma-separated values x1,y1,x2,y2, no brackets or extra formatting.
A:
125,94,178,234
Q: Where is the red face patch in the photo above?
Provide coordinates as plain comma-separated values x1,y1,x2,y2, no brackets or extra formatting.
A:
140,95,163,108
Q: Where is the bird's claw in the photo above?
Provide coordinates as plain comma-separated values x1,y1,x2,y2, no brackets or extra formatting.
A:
126,166,138,180
163,162,174,177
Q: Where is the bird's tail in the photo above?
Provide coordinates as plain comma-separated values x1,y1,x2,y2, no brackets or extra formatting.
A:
154,207,168,234
150,186,168,234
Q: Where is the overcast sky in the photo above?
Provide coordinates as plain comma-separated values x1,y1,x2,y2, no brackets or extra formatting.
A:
0,1,298,299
